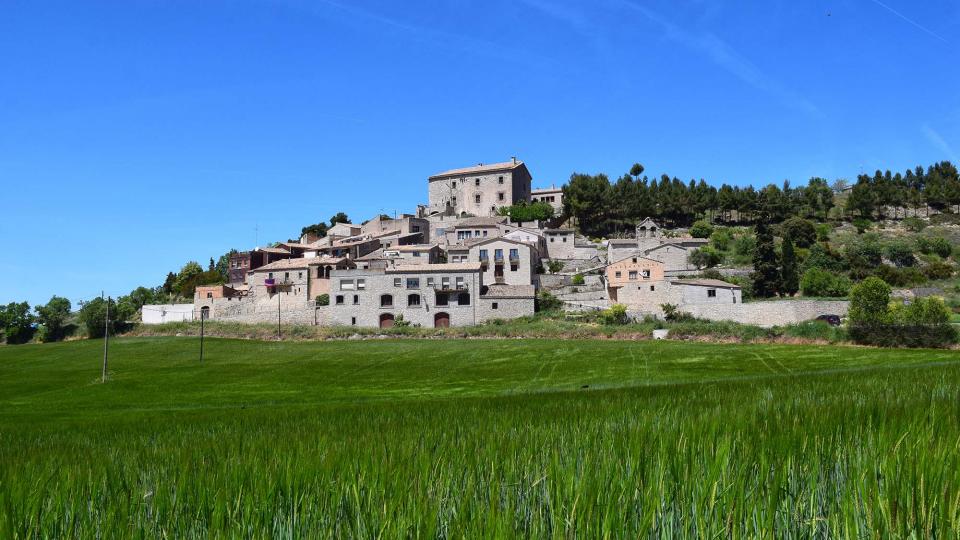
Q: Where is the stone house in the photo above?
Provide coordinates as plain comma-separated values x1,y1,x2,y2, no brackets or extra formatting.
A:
468,237,538,288
530,185,564,214
445,216,509,244
428,159,532,216
327,222,362,239
642,242,707,275
501,225,548,256
544,229,576,259
360,215,430,243
328,262,534,328
612,278,742,314
318,237,381,260
228,247,295,286
247,257,354,303
605,255,665,302
356,244,443,269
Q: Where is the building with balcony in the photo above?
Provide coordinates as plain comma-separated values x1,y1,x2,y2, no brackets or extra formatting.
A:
468,237,538,288
427,159,532,216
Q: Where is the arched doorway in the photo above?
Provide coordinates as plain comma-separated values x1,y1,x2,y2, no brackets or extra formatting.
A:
434,312,450,328
200,306,210,320
379,313,395,328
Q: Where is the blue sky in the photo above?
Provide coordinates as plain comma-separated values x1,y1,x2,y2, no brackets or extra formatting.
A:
2,0,959,307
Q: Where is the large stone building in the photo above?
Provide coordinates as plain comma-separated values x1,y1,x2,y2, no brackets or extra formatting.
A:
328,263,534,328
427,159,532,216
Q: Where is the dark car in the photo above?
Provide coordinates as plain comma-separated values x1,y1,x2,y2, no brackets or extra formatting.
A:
814,314,841,326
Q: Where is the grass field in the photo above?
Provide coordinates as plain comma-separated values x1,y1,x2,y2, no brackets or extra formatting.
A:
1,337,959,537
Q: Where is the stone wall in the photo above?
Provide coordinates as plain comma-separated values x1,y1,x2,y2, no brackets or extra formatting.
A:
681,300,849,327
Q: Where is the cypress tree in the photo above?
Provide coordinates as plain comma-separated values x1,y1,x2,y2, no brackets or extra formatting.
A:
780,236,799,297
751,218,780,297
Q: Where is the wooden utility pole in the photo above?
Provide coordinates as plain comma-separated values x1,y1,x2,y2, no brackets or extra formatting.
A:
199,309,205,363
277,290,281,340
102,294,109,383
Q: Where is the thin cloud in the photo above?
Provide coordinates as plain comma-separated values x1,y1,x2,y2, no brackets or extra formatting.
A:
922,124,959,162
868,0,948,44
611,0,821,116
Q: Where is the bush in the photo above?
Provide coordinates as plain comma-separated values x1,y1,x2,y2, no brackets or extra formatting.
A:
661,303,693,322
599,304,630,325
800,268,851,297
803,243,845,272
781,217,817,248
547,260,564,274
917,236,952,259
923,261,955,280
316,294,330,306
815,223,832,242
690,220,713,239
688,246,722,269
709,228,732,251
535,291,564,312
732,234,756,262
0,302,34,345
78,297,131,339
875,264,927,287
853,218,872,234
903,217,926,232
884,241,916,267
851,297,957,348
848,277,892,327
571,274,585,286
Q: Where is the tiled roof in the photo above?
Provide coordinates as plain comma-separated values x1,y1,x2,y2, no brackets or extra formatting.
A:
607,254,663,267
252,257,346,271
429,160,524,179
387,262,482,273
393,244,437,252
481,284,536,298
672,278,741,289
451,216,508,228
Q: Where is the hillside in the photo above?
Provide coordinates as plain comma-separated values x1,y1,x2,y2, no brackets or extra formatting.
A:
2,338,959,536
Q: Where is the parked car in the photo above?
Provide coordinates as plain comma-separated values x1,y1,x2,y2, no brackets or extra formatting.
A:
814,314,841,326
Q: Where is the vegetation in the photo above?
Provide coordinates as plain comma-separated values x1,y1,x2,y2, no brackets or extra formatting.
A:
1,338,959,536
33,296,71,343
847,277,957,348
571,273,585,286
800,268,851,297
0,301,34,344
497,200,555,222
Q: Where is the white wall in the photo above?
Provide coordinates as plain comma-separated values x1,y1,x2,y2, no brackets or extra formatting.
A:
142,304,195,324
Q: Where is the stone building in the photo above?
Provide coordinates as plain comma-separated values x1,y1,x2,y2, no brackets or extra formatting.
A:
247,257,354,302
605,255,665,302
427,159,532,216
355,244,443,269
360,215,430,243
445,216,509,244
468,237,539,288
328,262,534,328
531,185,564,214
611,278,742,314
544,229,576,259
228,247,294,286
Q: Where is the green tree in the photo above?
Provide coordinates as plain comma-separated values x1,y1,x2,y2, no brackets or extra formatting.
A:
301,222,329,239
172,261,205,298
563,173,612,236
800,268,851,297
751,220,780,297
689,246,722,269
0,302,34,344
330,212,350,226
884,241,915,268
848,277,892,327
780,237,799,296
689,220,713,239
498,201,555,222
215,250,236,281
781,217,816,248
34,296,72,342
78,296,131,339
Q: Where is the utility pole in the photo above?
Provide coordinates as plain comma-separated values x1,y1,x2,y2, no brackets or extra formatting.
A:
102,293,109,384
277,289,281,340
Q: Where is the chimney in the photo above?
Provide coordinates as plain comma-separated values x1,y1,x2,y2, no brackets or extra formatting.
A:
511,156,517,164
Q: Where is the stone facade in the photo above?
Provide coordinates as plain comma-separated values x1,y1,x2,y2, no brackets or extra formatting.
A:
544,229,576,259
605,255,665,288
428,160,532,216
612,279,742,313
468,237,539,288
531,186,563,214
682,300,850,328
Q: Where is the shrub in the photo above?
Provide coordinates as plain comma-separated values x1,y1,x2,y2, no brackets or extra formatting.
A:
709,228,732,251
77,297,131,339
903,217,926,232
815,223,832,242
917,236,952,259
689,246,722,269
392,315,412,328
661,303,693,322
732,234,756,261
848,277,892,327
852,297,958,348
316,294,330,306
689,220,713,239
875,265,927,287
800,268,851,297
535,291,564,312
547,260,564,274
884,241,916,267
923,261,955,280
781,217,817,248
571,274,585,286
852,218,872,234
600,304,630,325
845,240,882,272
803,243,845,273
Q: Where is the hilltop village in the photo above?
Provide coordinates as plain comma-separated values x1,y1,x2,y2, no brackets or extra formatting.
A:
141,159,847,329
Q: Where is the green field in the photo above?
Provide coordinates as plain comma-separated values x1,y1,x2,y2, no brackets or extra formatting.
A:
1,337,959,537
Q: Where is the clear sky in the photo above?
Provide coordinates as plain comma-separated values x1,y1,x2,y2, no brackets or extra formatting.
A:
2,0,959,307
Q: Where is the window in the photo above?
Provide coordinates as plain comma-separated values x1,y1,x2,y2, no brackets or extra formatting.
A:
436,292,449,306
357,279,365,290
298,272,303,279
707,289,717,298
492,302,499,309
498,192,505,201
284,272,290,280
479,249,488,261
642,270,650,278
317,267,323,278
498,176,504,184
615,271,622,279
269,272,274,279
482,230,488,237
412,225,420,233
550,237,555,243
413,251,421,257
562,237,567,243
394,278,402,287
650,285,655,291
206,292,213,299
406,278,420,289
628,271,638,280
380,294,393,307
353,295,359,305
335,295,344,305
475,178,480,186
494,249,503,261
475,194,481,204
457,292,470,305
408,294,421,306
455,277,465,289
340,280,355,291
632,258,638,263
451,181,457,188
351,317,356,325
427,277,435,287
509,248,519,260
510,263,518,272
441,277,450,289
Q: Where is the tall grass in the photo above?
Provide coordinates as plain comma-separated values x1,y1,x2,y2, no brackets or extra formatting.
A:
1,338,958,537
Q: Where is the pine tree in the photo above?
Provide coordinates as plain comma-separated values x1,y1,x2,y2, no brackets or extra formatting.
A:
751,217,780,297
780,236,799,297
